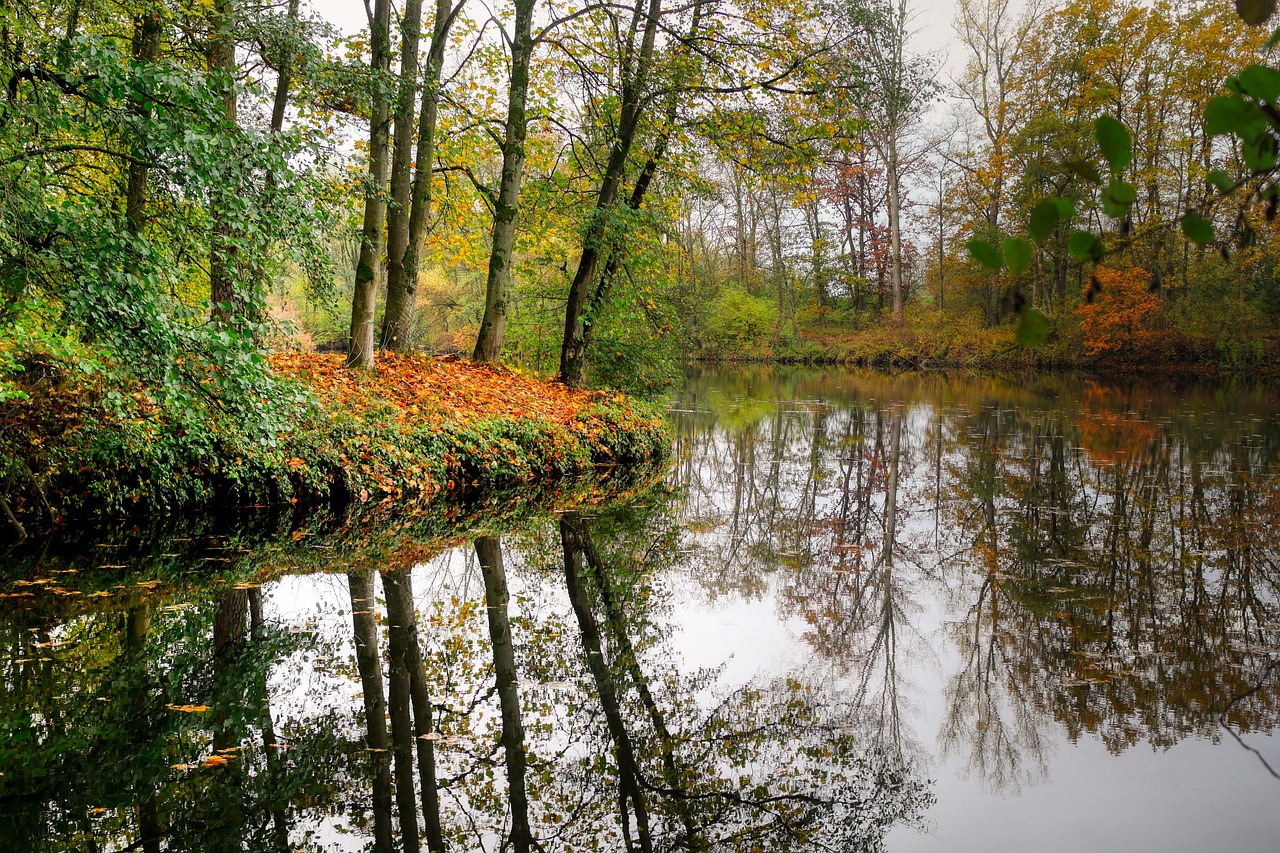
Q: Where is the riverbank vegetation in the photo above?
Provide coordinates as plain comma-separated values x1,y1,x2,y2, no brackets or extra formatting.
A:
1,352,667,531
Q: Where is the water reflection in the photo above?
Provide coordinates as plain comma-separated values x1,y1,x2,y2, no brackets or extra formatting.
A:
5,366,1279,851
0,476,931,850
671,367,1280,794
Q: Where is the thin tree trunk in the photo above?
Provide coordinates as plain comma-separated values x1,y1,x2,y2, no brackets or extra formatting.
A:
560,516,654,853
559,0,673,387
882,404,902,566
208,0,238,323
472,0,535,363
388,0,461,358
249,589,291,852
348,0,393,369
475,536,533,853
887,144,904,322
268,0,299,139
383,566,444,851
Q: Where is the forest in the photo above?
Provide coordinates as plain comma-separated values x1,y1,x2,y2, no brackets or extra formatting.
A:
4,0,1280,523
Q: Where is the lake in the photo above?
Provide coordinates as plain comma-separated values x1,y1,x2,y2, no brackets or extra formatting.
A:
3,365,1279,851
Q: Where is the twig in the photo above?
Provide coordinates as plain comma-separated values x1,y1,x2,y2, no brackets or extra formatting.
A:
1219,657,1280,782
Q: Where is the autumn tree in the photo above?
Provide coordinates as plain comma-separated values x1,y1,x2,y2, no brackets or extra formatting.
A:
379,0,465,352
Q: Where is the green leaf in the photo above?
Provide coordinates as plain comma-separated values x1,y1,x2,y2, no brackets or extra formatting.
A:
1095,116,1132,173
1106,179,1136,204
1204,95,1267,137
1242,131,1279,172
967,239,1004,270
1065,160,1102,184
1053,199,1077,219
1016,307,1049,347
1029,201,1060,245
1237,0,1277,27
1180,211,1215,244
1239,64,1280,102
1003,238,1033,275
1102,179,1137,217
1067,230,1104,261
1207,168,1236,194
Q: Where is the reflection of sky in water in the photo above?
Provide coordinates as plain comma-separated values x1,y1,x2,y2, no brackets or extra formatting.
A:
669,367,1280,850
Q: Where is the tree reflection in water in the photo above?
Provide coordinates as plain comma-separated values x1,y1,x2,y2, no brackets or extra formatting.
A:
671,367,1280,793
6,368,1277,849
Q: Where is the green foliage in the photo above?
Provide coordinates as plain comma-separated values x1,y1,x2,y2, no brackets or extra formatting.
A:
1094,116,1132,174
1003,238,1032,275
704,289,778,355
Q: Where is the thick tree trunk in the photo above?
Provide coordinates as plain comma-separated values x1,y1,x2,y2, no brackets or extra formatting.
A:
475,536,534,853
125,9,162,237
349,571,394,852
347,0,393,369
379,0,425,352
472,0,535,363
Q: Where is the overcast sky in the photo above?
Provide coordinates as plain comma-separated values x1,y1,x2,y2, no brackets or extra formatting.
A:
306,0,969,74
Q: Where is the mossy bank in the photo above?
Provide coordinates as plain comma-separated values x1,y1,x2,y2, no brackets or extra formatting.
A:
0,353,670,532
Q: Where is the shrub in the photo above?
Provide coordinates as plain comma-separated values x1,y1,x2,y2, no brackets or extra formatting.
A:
705,289,777,355
1074,265,1164,363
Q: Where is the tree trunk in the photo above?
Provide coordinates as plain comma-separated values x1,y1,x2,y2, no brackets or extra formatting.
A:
125,8,162,237
347,0,393,369
349,571,394,853
383,566,445,851
386,0,459,357
558,0,670,387
208,0,238,323
383,570,420,852
379,0,425,352
560,516,654,853
475,536,533,853
887,143,904,322
472,0,535,363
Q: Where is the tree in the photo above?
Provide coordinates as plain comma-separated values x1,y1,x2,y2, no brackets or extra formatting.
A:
472,0,538,364
380,0,465,352
347,0,393,369
845,0,937,322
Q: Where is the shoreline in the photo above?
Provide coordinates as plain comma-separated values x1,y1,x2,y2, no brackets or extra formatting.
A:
1,353,670,535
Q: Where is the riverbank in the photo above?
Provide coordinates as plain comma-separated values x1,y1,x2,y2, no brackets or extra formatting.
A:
698,311,1280,377
0,353,669,533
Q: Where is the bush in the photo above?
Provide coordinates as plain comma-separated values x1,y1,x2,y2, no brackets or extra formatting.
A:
705,289,777,355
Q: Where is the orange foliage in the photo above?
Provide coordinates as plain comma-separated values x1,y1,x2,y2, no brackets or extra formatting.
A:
269,352,616,430
1071,382,1159,465
1074,265,1165,361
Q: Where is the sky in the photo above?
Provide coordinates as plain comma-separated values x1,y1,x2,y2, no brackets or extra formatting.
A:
307,0,972,74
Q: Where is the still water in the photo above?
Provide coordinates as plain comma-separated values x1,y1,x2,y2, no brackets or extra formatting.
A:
3,366,1279,851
